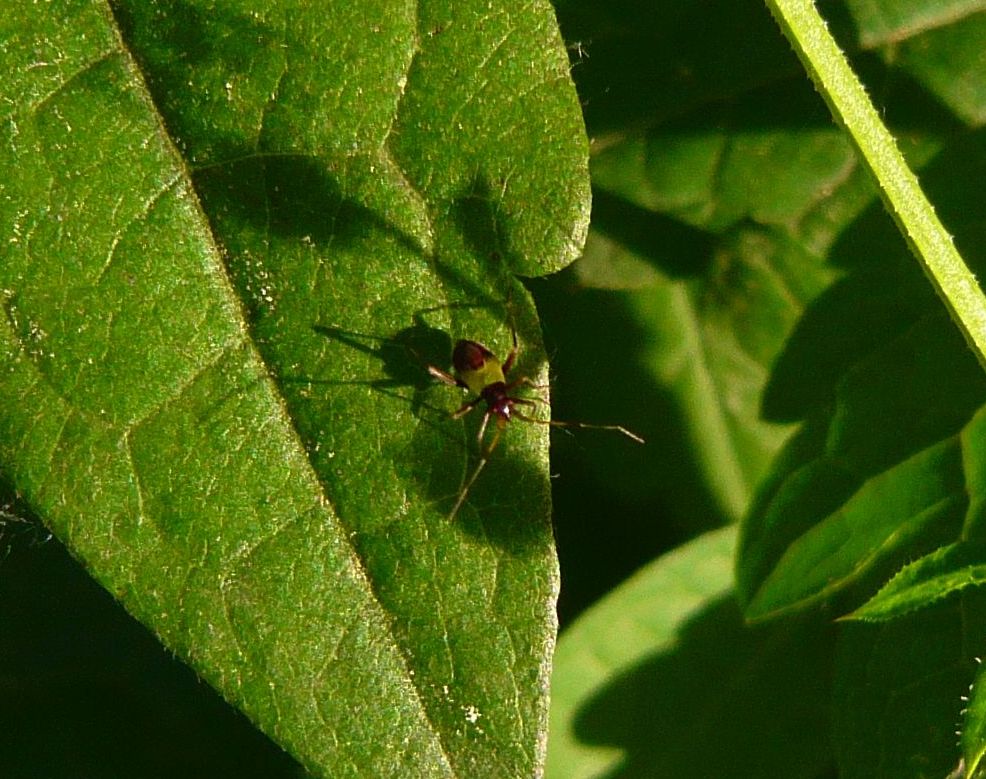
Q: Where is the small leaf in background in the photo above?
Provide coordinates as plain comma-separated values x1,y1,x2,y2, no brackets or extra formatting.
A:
742,436,967,621
846,406,986,623
848,540,986,623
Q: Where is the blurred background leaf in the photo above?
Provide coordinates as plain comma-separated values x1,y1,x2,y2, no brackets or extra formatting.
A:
547,527,835,779
539,0,986,777
537,0,867,621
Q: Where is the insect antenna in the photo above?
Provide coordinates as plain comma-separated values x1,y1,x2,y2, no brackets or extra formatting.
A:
512,411,645,444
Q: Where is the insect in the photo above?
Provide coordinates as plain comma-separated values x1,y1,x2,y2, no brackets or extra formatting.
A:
428,328,644,519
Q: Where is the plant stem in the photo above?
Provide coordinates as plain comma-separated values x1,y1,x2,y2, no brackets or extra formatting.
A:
765,0,986,371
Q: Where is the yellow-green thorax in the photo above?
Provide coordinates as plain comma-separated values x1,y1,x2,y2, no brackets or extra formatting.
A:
453,339,505,395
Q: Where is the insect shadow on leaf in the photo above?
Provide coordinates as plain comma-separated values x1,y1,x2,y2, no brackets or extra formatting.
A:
310,312,455,416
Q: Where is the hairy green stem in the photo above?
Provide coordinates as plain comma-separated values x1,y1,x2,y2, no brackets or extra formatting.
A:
765,0,986,371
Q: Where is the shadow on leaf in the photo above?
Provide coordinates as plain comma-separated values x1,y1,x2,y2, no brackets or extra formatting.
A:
572,596,836,778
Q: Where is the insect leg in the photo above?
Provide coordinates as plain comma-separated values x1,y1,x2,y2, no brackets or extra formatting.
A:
506,375,547,390
428,364,467,389
504,375,550,406
451,395,483,419
501,327,520,375
449,413,503,520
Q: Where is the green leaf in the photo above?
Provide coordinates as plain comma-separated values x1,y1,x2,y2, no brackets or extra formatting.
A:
545,3,869,521
963,655,986,778
742,436,968,621
546,526,836,778
845,405,986,622
849,540,986,622
1,1,589,775
844,0,986,49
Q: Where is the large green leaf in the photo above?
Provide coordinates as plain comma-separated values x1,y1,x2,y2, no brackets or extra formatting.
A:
1,1,589,775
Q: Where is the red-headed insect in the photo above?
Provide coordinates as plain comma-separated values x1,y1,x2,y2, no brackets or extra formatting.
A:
428,329,643,519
